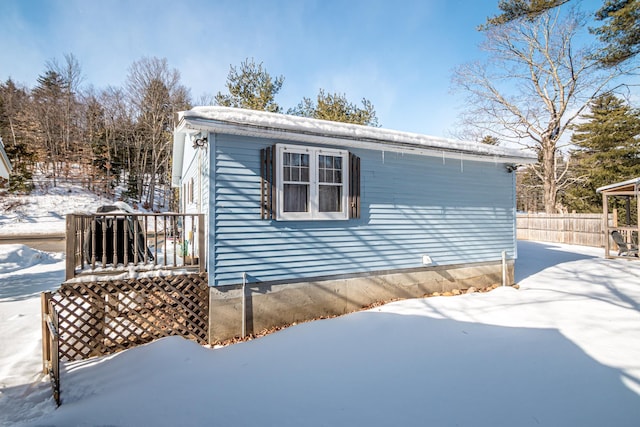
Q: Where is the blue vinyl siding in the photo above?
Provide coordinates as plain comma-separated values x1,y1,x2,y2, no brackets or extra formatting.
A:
209,134,516,286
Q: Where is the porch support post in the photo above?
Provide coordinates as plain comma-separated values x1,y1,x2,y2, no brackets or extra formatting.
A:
198,214,206,273
603,193,611,258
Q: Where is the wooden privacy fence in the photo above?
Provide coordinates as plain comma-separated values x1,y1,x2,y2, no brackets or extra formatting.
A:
66,212,205,280
41,273,208,403
516,213,605,247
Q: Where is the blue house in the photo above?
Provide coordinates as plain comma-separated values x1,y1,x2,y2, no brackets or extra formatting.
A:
172,106,536,341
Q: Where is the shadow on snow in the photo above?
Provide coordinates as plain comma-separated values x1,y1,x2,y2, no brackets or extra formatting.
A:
22,312,640,427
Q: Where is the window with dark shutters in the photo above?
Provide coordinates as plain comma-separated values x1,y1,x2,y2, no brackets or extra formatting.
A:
260,144,360,220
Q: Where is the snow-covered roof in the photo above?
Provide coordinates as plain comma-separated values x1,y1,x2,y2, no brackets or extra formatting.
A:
175,106,537,165
596,177,640,194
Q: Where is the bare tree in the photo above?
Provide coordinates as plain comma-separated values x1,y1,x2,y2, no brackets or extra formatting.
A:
48,53,83,159
454,6,632,213
99,86,134,185
125,57,191,209
29,54,85,185
31,69,66,185
483,0,640,68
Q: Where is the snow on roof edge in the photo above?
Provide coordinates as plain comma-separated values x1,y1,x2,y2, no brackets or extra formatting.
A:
178,106,537,163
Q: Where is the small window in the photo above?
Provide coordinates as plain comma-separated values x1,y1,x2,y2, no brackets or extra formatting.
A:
277,144,349,220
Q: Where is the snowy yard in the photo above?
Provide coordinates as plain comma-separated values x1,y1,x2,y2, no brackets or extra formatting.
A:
1,240,639,426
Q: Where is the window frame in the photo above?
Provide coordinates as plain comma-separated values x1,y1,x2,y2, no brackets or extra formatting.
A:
275,143,349,221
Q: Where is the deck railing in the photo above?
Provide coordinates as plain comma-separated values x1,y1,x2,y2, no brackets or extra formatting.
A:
65,213,205,280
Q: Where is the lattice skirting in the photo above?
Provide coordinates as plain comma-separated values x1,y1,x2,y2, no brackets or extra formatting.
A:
51,273,208,361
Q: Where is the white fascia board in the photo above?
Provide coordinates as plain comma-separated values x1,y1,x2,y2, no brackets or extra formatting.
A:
0,140,12,179
180,115,537,165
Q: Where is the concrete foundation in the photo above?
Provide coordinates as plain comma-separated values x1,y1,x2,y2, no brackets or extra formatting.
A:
208,260,514,343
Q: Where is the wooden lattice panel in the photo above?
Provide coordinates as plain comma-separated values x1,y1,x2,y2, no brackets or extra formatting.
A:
51,273,208,361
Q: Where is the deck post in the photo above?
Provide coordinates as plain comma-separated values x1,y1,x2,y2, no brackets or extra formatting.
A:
65,215,76,280
198,214,206,273
41,291,51,373
603,195,610,258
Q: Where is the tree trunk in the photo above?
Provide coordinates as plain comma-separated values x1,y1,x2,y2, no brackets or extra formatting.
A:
541,139,557,213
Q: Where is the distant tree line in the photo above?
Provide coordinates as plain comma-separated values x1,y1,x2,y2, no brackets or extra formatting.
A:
0,55,191,210
2,0,638,216
0,56,378,210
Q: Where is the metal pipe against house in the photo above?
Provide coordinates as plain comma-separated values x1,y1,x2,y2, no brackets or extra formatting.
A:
242,272,247,338
502,250,507,287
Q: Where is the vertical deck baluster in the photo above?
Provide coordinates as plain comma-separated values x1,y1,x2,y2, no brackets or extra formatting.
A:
110,216,116,266
173,215,178,267
91,216,98,270
124,215,130,266
133,216,139,265
163,215,168,267
153,215,158,266
191,214,196,266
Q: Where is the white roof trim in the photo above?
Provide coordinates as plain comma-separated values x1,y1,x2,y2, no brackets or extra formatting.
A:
171,132,185,187
176,106,537,165
0,137,12,180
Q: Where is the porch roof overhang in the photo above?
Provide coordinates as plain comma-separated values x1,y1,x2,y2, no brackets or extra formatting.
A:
596,177,640,196
174,106,537,166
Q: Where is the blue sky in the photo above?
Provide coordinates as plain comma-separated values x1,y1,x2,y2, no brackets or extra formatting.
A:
0,0,607,137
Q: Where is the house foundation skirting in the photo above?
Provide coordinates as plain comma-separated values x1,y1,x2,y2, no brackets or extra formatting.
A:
209,260,514,343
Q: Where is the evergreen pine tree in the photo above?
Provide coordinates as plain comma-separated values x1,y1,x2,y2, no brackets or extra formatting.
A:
480,135,500,145
592,0,640,66
32,69,69,185
563,93,640,212
482,0,569,28
214,59,284,113
0,79,36,193
288,89,379,126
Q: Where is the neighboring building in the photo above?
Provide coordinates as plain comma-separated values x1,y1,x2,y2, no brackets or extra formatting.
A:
172,106,537,341
0,137,12,180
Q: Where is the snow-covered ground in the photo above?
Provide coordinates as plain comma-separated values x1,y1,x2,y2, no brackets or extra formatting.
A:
0,181,112,236
0,241,638,426
1,188,639,426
